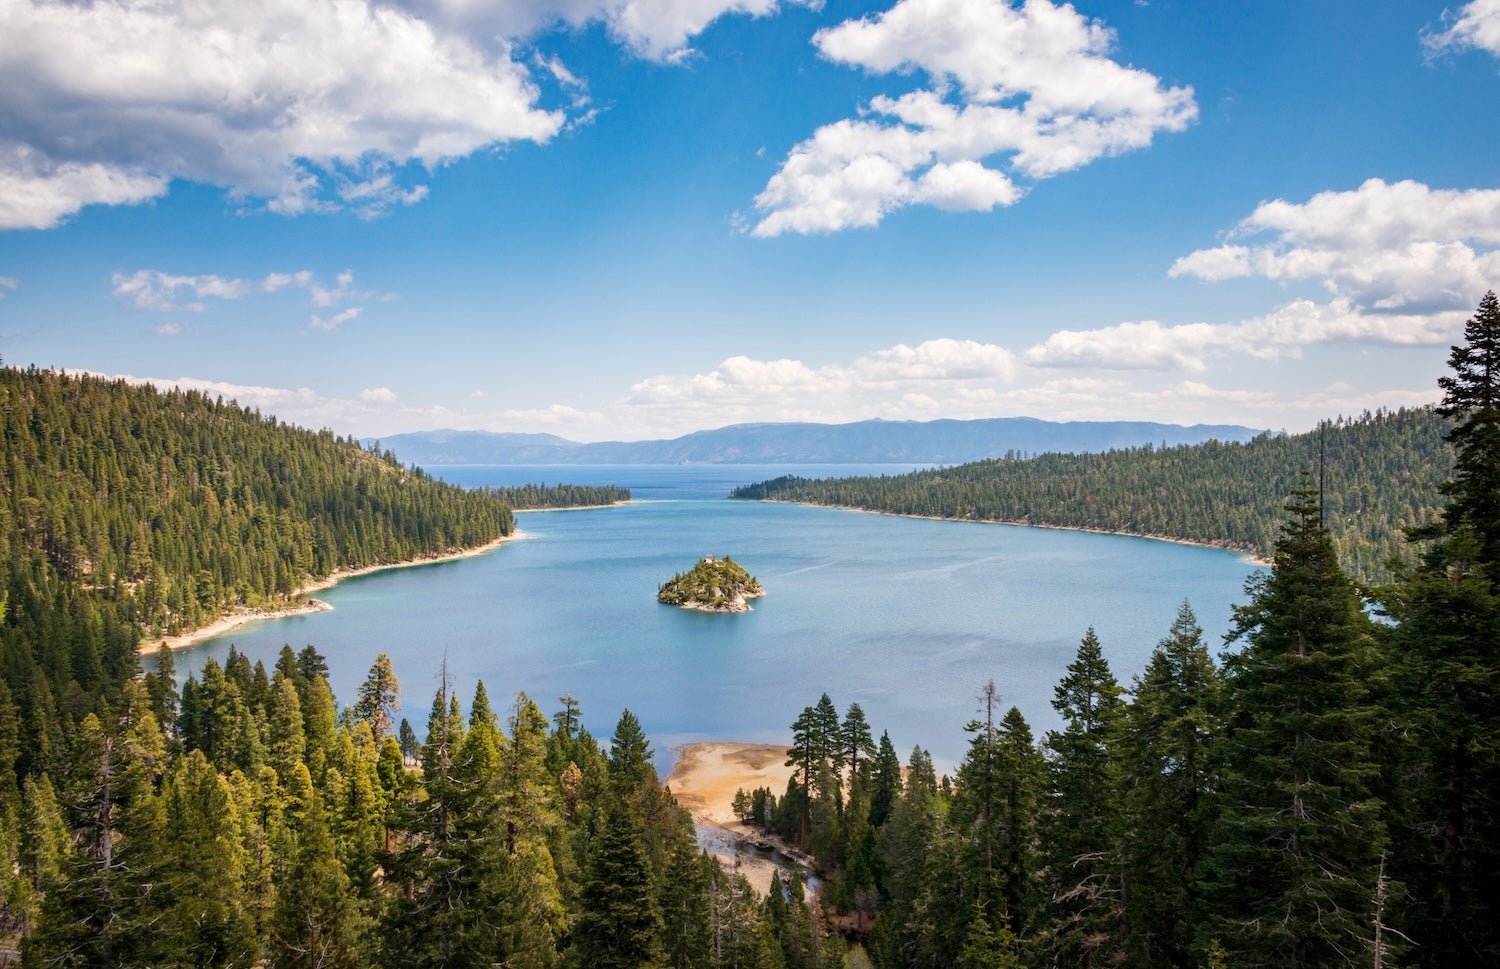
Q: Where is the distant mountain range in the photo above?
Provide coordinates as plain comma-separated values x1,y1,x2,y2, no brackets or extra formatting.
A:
369,417,1267,466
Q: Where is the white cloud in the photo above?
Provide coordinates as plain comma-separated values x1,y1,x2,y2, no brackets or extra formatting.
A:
0,0,565,229
1424,0,1500,58
1022,300,1468,375
856,338,1017,381
0,147,170,230
310,307,363,333
751,0,1195,236
155,321,188,337
1024,320,1221,372
361,386,398,403
114,268,383,328
1170,179,1500,311
398,0,811,64
0,276,17,299
112,271,255,311
1159,179,1496,361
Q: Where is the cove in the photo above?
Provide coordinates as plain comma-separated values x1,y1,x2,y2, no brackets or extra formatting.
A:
156,465,1259,770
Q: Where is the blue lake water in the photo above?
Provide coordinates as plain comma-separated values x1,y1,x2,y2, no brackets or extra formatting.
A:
157,465,1259,772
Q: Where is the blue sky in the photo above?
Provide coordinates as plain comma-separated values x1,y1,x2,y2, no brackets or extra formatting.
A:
2,0,1499,442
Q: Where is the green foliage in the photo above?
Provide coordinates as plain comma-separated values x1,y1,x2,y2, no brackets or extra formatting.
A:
732,407,1451,583
1377,292,1500,968
1202,481,1385,968
488,482,630,509
657,555,765,611
0,366,515,642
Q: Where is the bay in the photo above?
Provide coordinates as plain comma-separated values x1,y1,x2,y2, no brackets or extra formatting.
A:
158,464,1258,771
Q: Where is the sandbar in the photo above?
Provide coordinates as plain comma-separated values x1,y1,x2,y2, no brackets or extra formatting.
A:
139,530,526,654
666,741,799,896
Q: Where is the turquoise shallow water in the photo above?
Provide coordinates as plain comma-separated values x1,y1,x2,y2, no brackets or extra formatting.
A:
157,465,1258,770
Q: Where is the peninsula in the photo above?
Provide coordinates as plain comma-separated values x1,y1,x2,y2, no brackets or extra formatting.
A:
658,555,765,613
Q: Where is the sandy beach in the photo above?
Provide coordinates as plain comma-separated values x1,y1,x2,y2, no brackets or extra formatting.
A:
666,741,799,896
138,530,526,654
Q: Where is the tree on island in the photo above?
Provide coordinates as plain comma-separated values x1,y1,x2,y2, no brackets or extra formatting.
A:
657,555,765,612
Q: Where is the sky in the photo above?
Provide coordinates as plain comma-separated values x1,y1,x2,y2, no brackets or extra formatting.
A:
2,0,1499,443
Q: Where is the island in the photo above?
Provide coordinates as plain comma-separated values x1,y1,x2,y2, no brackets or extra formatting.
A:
658,555,766,613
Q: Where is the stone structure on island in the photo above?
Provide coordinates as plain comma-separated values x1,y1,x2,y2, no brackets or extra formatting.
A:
657,555,765,613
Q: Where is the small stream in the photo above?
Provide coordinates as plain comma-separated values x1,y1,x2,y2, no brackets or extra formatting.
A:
695,823,824,897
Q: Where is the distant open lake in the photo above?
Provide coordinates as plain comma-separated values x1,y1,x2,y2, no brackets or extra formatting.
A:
156,465,1258,771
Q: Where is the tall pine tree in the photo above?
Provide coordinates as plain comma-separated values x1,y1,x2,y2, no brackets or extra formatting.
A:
1204,477,1384,968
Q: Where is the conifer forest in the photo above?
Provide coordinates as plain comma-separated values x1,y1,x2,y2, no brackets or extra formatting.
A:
1,294,1499,968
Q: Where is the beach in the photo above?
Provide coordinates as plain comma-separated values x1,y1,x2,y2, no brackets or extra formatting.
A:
666,741,798,896
138,530,526,654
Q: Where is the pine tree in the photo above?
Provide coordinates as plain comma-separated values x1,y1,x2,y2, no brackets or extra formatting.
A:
270,787,362,969
1119,600,1222,968
1379,290,1500,967
1436,290,1500,561
868,731,902,830
353,653,399,743
1203,478,1384,969
608,708,654,794
840,702,876,781
1041,628,1126,968
572,795,662,969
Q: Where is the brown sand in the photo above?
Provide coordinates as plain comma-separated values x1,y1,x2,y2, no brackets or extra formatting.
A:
666,741,798,896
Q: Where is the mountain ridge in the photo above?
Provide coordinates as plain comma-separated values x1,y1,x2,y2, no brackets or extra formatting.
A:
372,416,1267,466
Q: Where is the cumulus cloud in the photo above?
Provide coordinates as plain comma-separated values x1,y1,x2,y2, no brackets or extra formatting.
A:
1424,0,1500,58
1164,179,1498,356
621,338,1024,433
1171,179,1500,309
0,0,567,229
751,0,1195,236
397,0,812,64
361,386,398,403
1024,320,1222,372
1024,300,1469,375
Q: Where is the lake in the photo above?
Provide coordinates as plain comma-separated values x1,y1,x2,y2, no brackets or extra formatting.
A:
156,465,1259,772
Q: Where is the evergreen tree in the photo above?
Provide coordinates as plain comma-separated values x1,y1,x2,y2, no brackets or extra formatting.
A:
352,653,399,743
270,787,362,969
1041,628,1126,968
867,730,902,830
1119,600,1222,969
572,795,662,969
1436,290,1500,561
1379,289,1500,968
1203,478,1384,969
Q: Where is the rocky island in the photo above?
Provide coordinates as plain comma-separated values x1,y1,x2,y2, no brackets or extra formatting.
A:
658,555,766,613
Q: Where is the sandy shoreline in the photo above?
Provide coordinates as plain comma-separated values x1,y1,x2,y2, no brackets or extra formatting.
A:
760,498,1272,566
139,530,527,654
666,741,799,896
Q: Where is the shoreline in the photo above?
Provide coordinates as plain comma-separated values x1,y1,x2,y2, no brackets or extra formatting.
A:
139,530,527,654
513,500,632,513
758,498,1273,567
665,741,800,897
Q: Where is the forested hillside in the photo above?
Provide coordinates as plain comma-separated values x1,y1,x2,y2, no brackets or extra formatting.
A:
737,294,1500,969
0,367,518,641
732,407,1451,582
492,482,630,509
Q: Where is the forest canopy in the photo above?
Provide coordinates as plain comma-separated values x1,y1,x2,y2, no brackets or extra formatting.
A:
731,407,1451,583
